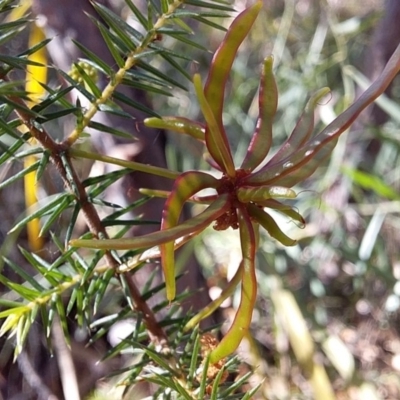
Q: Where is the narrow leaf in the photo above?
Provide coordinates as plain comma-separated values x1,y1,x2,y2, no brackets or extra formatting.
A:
265,87,330,167
88,120,132,139
185,262,243,331
247,204,297,246
91,2,142,50
204,1,262,133
70,194,230,250
210,206,257,363
124,0,148,29
194,73,235,176
112,90,159,116
245,43,400,187
71,40,114,76
161,171,219,301
144,116,205,141
0,161,39,190
241,55,277,171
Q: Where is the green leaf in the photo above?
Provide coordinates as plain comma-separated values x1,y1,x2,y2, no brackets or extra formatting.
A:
145,116,205,141
19,38,52,58
157,50,192,82
56,68,96,102
2,256,45,292
0,299,23,308
39,196,74,237
0,305,29,321
0,54,44,70
187,329,201,382
32,84,75,111
167,32,208,51
161,170,219,300
121,76,172,97
241,56,277,171
184,0,234,11
112,90,159,116
210,207,257,363
97,102,133,118
136,59,187,90
37,107,80,123
192,15,228,31
198,354,211,399
342,167,400,200
55,295,70,345
265,87,330,167
88,121,132,139
0,95,40,117
247,204,297,246
0,160,39,191
124,68,173,88
92,18,125,67
93,268,114,315
64,203,81,247
71,40,114,76
0,18,28,32
194,73,235,176
35,150,50,182
220,370,253,397
84,168,131,194
124,0,149,30
0,119,26,141
204,1,261,133
70,194,230,250
1,280,39,301
91,1,143,50
10,194,74,233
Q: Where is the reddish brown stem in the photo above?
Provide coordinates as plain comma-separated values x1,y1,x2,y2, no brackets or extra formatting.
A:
9,92,168,345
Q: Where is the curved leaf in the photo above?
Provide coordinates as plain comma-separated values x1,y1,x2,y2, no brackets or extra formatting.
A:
204,1,262,133
161,171,219,301
256,198,305,226
247,203,296,246
241,55,277,171
244,42,400,187
264,87,330,168
210,206,257,363
184,261,243,331
194,73,235,176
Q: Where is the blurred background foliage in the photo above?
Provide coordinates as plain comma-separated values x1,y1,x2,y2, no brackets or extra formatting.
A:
0,0,399,399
